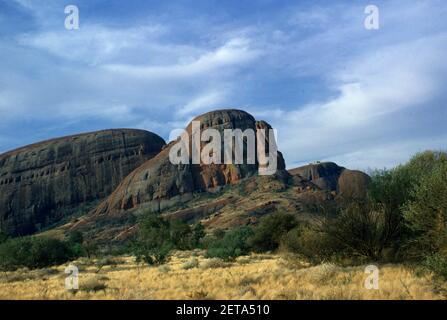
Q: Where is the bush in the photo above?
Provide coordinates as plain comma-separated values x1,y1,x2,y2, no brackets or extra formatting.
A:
206,227,254,261
201,258,232,269
133,214,173,266
423,253,447,281
182,257,199,270
67,230,84,245
0,232,8,244
0,236,75,271
369,151,447,259
323,201,391,260
80,276,107,292
133,213,205,266
170,220,204,250
403,161,447,258
281,224,335,263
249,213,298,252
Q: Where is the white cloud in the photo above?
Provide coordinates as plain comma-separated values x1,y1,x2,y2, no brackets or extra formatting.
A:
103,37,259,79
273,33,447,169
18,24,167,65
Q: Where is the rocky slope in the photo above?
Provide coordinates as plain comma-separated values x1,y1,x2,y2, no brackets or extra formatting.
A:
91,110,288,217
0,129,165,235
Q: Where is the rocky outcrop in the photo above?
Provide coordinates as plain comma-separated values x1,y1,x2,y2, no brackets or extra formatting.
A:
92,109,288,216
288,162,370,199
0,129,165,235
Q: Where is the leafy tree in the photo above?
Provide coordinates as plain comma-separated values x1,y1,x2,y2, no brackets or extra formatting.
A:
367,151,447,259
134,214,173,265
133,214,205,266
170,220,194,250
191,223,206,247
403,161,447,257
249,213,298,252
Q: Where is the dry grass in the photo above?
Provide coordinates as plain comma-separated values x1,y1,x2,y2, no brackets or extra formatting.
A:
0,252,444,300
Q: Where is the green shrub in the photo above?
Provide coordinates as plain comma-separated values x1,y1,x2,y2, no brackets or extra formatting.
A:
0,232,8,244
423,253,447,281
67,230,84,245
403,161,447,258
249,213,298,252
281,225,335,263
0,236,75,271
369,151,447,259
206,227,254,261
133,213,205,266
133,214,173,266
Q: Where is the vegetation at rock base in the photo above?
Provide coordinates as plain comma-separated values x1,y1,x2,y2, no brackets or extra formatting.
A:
0,237,75,271
132,214,205,266
248,213,298,252
205,227,254,261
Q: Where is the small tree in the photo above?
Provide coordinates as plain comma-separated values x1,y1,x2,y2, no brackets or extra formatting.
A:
170,220,193,250
191,223,206,247
134,214,173,265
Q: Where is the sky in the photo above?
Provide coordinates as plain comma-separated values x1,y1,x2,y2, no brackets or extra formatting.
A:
0,0,446,170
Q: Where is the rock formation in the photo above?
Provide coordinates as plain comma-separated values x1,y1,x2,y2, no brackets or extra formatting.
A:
92,109,288,216
288,162,371,199
0,129,165,235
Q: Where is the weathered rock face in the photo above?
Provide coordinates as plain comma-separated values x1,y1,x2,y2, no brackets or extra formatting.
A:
0,129,165,235
288,162,370,199
93,109,287,216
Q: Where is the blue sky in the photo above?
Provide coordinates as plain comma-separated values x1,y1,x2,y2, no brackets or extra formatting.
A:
0,0,446,170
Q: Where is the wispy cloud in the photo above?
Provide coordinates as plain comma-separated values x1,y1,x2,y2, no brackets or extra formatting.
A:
103,37,259,78
0,0,446,170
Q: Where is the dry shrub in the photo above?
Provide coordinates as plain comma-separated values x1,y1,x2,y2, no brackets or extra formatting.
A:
80,276,107,292
182,258,199,270
187,290,209,300
201,258,232,269
307,263,340,284
238,276,260,287
157,265,171,273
